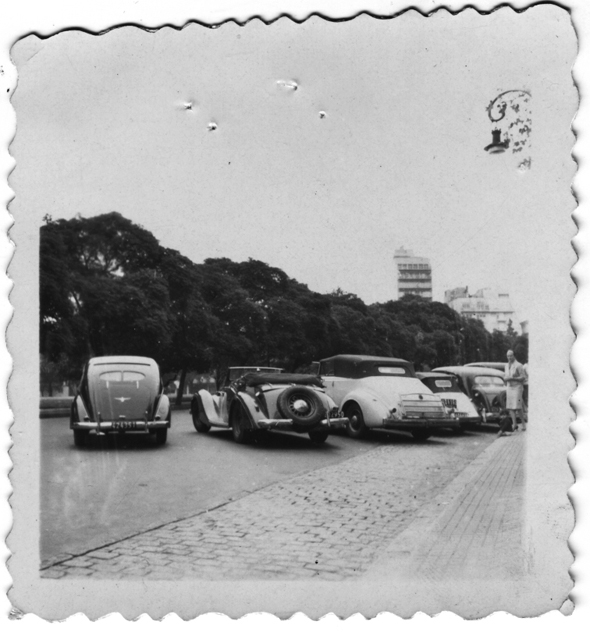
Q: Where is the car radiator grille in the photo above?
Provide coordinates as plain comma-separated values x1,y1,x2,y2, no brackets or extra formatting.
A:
401,395,447,418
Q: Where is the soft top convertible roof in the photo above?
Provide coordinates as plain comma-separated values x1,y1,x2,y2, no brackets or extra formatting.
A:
238,372,323,388
319,354,415,379
433,366,505,378
320,354,410,364
417,371,457,380
465,362,506,371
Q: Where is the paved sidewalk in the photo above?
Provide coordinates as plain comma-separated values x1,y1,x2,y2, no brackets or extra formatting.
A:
41,432,523,581
366,430,526,581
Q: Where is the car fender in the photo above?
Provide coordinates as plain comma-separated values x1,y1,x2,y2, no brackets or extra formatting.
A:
445,392,480,418
196,389,226,426
471,386,492,410
70,395,91,429
323,392,339,412
341,390,390,428
235,392,261,429
154,393,171,424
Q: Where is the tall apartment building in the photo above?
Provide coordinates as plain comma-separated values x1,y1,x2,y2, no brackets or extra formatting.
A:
394,247,433,300
444,286,516,333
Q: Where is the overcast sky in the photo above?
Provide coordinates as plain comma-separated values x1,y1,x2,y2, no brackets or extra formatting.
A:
10,5,577,323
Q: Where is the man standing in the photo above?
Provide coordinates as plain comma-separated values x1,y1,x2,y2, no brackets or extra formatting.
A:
498,349,526,436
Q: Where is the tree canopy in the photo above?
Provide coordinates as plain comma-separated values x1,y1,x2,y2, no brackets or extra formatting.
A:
40,212,528,388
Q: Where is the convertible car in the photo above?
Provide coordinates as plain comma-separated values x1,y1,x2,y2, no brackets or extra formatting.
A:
432,366,507,424
316,355,459,441
70,356,171,447
417,371,481,429
191,367,347,444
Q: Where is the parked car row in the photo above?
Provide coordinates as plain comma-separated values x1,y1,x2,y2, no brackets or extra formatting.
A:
69,354,509,448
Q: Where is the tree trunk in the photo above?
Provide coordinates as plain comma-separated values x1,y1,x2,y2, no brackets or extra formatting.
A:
175,367,187,407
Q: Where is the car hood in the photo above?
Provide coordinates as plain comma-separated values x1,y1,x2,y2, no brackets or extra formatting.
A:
91,381,154,421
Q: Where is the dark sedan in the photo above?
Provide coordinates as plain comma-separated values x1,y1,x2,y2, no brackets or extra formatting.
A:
432,366,507,424
70,356,171,447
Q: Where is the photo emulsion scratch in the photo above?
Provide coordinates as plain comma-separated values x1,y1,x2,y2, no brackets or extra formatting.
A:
6,4,578,620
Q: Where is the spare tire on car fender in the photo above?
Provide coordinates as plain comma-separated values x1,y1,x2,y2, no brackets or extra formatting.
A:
276,387,325,427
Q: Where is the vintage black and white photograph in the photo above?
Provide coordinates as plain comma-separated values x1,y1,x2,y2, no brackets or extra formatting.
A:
3,0,585,622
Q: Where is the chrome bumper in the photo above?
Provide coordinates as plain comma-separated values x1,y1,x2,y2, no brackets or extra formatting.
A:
382,417,460,429
255,416,349,430
456,415,483,425
72,420,168,433
480,410,503,422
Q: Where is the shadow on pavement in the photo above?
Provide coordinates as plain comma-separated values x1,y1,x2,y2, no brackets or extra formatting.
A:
72,432,167,451
188,427,344,452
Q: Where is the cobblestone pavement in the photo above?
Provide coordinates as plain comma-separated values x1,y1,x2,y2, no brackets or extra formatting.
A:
42,435,497,580
416,432,525,580
366,431,526,582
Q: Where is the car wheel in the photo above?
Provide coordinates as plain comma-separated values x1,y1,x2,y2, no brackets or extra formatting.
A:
308,430,329,444
191,406,211,433
190,397,210,433
154,428,167,445
412,429,432,442
276,387,325,427
192,415,211,433
344,403,368,439
73,429,87,447
231,406,252,445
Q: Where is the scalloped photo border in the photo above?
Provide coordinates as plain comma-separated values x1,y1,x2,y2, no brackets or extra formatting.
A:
1,0,587,627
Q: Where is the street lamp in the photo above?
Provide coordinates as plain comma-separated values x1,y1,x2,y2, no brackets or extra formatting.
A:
484,89,531,165
484,129,509,154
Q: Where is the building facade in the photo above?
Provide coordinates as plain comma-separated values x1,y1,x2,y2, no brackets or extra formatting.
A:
394,246,432,300
444,286,516,333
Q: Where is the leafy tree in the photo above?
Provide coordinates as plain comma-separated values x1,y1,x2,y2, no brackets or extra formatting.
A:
40,212,527,392
40,213,171,377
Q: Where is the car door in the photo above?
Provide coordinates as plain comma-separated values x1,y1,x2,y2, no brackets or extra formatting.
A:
318,360,351,405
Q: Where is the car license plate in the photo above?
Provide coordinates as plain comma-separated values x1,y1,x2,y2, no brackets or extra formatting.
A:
112,421,137,430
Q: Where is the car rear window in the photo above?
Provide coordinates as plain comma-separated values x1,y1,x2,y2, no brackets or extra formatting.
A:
474,376,504,386
434,379,453,389
99,371,146,382
377,366,408,375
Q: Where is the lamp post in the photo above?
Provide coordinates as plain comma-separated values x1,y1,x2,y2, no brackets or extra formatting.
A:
484,89,531,169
